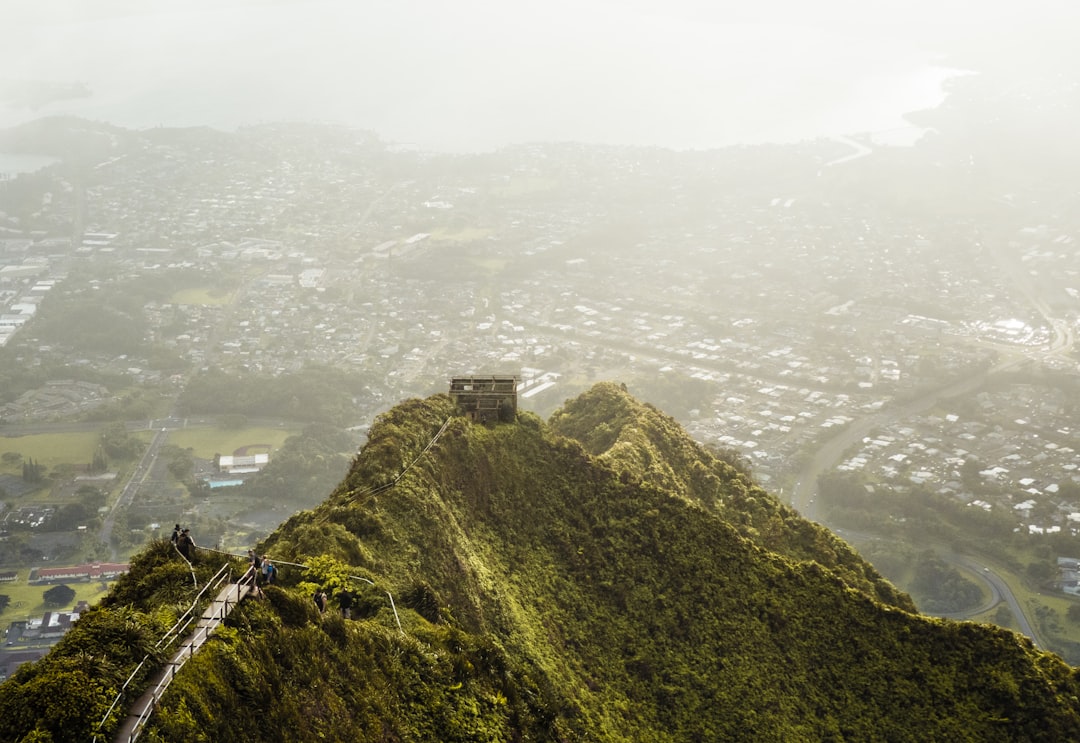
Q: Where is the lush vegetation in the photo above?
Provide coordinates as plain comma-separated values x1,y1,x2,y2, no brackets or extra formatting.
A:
4,384,1080,741
549,382,914,610
909,551,984,614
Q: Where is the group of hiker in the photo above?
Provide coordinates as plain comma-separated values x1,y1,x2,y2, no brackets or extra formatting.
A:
248,549,277,591
314,587,353,619
171,523,358,619
170,524,196,560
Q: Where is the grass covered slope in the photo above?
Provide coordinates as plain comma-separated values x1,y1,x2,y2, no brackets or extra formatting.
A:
4,384,1080,741
549,382,914,611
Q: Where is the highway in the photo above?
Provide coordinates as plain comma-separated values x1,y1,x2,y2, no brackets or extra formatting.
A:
790,358,1048,648
791,353,1029,521
98,427,170,562
834,528,1044,648
785,228,1078,650
951,554,1042,647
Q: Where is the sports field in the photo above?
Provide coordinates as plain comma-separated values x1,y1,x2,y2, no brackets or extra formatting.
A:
167,427,294,459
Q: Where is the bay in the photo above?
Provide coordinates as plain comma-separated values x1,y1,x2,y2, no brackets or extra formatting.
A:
0,1,960,153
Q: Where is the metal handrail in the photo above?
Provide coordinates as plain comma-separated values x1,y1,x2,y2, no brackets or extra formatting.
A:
119,568,248,742
95,535,412,740
156,563,232,651
94,561,234,741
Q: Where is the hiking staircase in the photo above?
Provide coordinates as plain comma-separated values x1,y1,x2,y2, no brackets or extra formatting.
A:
102,563,256,743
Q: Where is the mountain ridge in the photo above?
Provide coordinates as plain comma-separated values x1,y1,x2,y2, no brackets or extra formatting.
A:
2,383,1079,741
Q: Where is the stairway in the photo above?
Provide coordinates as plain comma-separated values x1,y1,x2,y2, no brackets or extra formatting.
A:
110,579,252,743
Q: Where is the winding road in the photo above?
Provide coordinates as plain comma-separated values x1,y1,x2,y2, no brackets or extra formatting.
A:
835,527,1043,648
789,232,1076,649
789,358,1054,646
951,553,1041,647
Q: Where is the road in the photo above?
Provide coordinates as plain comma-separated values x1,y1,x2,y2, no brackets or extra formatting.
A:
951,553,1042,648
789,239,1076,648
97,427,170,561
836,527,1044,647
787,353,1050,648
791,353,1030,521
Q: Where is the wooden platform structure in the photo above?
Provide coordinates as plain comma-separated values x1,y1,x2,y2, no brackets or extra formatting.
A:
449,374,520,422
108,569,254,743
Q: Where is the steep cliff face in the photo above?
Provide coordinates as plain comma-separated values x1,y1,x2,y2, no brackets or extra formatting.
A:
5,385,1080,742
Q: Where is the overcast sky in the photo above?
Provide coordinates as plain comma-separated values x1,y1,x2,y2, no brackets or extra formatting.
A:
1,1,1076,152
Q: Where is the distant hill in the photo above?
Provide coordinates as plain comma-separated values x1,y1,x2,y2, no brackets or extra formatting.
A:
3,383,1079,742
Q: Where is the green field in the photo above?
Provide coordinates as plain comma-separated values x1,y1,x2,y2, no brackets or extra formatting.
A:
0,572,115,629
0,433,102,473
167,427,295,459
170,287,234,306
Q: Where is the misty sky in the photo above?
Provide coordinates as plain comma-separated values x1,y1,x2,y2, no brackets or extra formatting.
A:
1,0,1077,152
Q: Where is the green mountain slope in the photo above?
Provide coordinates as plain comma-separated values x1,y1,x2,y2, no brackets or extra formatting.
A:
3,384,1080,742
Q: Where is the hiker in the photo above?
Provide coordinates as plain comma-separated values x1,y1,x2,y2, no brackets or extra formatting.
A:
263,557,277,586
248,550,263,579
170,524,181,544
338,589,353,619
176,529,194,560
314,589,328,614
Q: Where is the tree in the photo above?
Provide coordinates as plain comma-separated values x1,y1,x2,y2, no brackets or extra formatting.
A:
50,503,93,531
50,463,76,481
1,451,22,467
1066,604,1080,624
166,449,194,481
911,551,981,613
75,485,106,512
186,480,212,499
0,594,9,613
706,443,754,479
22,458,45,483
43,584,76,608
100,422,142,460
0,534,42,564
961,457,985,492
90,447,108,473
1027,560,1055,585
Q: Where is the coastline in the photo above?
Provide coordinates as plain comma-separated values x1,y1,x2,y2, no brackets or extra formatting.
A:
0,11,968,156
0,153,59,177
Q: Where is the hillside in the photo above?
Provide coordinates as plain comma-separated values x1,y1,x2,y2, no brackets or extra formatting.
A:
3,383,1080,741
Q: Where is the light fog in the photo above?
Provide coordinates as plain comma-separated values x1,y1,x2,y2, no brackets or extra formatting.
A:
3,0,1074,151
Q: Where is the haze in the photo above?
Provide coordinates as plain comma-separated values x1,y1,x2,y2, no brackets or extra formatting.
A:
2,0,1075,151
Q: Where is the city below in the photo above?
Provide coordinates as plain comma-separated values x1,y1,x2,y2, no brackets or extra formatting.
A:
0,80,1079,663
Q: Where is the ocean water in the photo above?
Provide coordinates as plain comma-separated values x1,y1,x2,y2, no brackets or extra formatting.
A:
0,153,59,176
0,1,960,153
